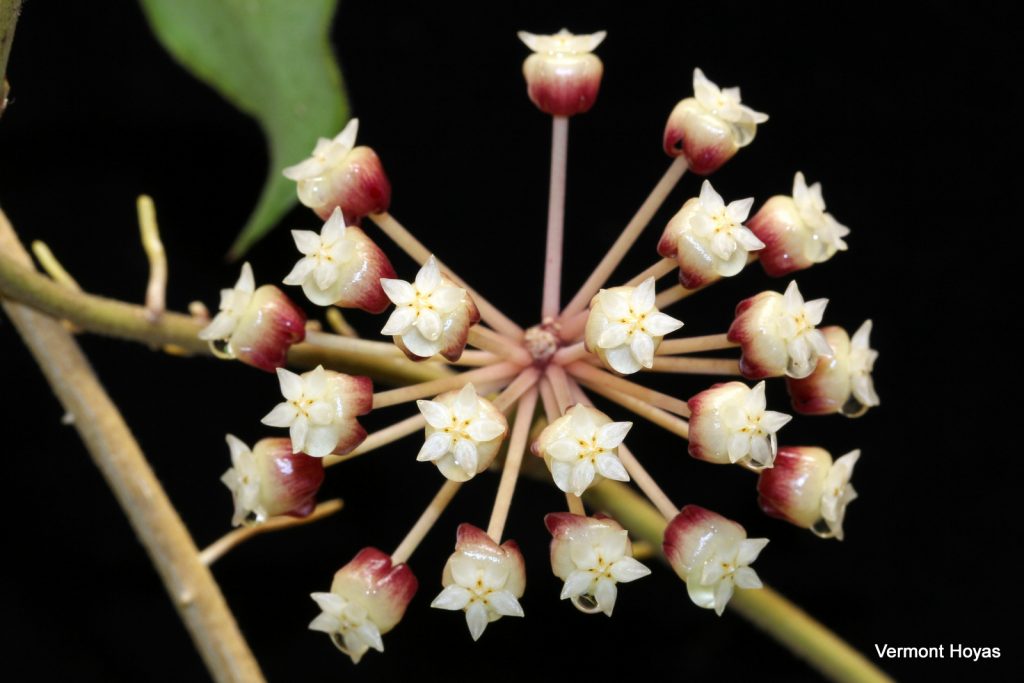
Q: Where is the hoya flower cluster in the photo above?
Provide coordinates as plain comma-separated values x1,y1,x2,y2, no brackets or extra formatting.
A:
196,28,878,665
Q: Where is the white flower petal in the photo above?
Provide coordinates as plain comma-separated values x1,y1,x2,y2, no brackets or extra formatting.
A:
594,578,618,616
261,402,298,428
465,602,489,641
699,180,725,212
630,332,655,368
429,286,464,314
276,368,304,401
381,306,417,336
643,312,684,336
737,538,770,566
570,461,597,495
431,585,471,611
734,566,763,590
282,257,317,286
561,570,594,599
415,309,443,341
417,432,453,462
595,452,629,482
380,278,416,305
467,418,506,442
416,256,442,293
596,421,631,449
631,277,656,314
453,439,479,474
487,591,524,617
417,400,452,429
610,557,652,583
597,323,630,349
291,230,322,256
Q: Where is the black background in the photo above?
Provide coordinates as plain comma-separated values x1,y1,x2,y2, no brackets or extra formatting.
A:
1,1,1019,681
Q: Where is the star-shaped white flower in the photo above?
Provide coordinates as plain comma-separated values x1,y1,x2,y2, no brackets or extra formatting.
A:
692,67,768,128
220,434,264,527
198,262,255,342
687,535,769,616
664,506,769,615
380,256,469,359
587,277,684,374
431,524,525,641
416,383,509,481
536,405,632,496
848,320,880,408
547,515,651,616
688,180,764,266
283,118,359,182
777,281,832,378
308,591,384,664
792,172,850,258
820,449,860,541
261,365,354,457
283,207,357,304
719,381,793,468
518,28,606,55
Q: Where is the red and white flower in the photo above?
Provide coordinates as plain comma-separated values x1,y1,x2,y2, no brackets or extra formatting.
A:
416,383,509,481
787,321,879,417
758,446,861,540
748,172,850,277
309,547,418,664
727,280,832,379
431,524,526,641
283,118,392,221
283,207,396,313
518,29,606,117
198,262,306,372
221,434,325,526
584,276,683,374
261,365,372,457
663,505,768,615
380,256,480,362
663,68,768,175
687,381,792,469
532,404,631,496
545,513,651,616
658,180,764,288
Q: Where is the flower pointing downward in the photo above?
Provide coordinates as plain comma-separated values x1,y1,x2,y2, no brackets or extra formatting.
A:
431,524,526,641
545,513,651,616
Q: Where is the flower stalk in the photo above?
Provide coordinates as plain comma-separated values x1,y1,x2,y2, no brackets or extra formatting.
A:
200,499,344,566
542,116,570,319
561,156,688,320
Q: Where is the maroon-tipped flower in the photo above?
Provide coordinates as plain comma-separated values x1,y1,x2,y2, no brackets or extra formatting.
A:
309,547,418,664
545,513,651,616
663,505,768,615
261,366,373,457
221,435,325,526
663,68,768,175
687,381,792,470
757,446,861,540
518,29,606,117
199,263,306,372
380,256,481,362
282,119,392,222
284,207,396,313
747,172,850,277
431,524,526,640
727,281,832,379
786,321,880,417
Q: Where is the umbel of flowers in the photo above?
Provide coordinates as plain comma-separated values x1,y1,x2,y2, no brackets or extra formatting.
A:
197,27,878,665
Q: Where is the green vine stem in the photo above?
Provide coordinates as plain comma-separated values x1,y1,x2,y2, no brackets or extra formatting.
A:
585,480,894,683
0,216,266,683
0,227,449,385
0,0,20,116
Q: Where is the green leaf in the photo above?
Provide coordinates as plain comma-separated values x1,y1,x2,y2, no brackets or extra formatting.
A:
139,0,348,259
